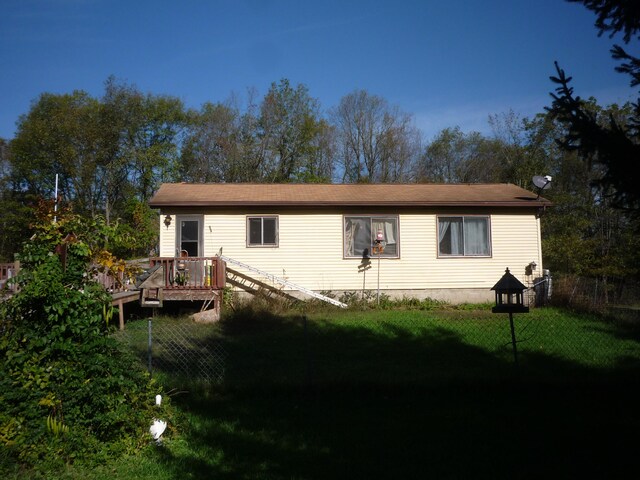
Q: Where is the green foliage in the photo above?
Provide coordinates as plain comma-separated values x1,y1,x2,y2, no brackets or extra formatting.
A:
0,193,32,263
548,0,640,214
46,414,69,437
3,77,187,262
113,200,159,258
180,79,332,183
0,207,170,474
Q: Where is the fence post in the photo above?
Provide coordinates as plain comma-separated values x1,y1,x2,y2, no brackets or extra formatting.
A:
508,312,519,371
304,315,312,386
148,319,152,375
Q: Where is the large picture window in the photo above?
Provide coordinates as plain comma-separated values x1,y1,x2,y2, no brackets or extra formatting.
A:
438,216,491,256
344,216,399,258
247,216,278,247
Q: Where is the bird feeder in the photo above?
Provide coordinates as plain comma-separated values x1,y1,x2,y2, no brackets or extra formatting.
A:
491,268,530,368
491,268,529,313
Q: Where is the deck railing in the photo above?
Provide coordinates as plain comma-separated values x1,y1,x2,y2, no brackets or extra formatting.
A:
0,262,18,292
149,256,225,290
95,270,131,293
2,257,225,299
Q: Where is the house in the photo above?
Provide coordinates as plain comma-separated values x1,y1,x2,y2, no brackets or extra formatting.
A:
148,183,552,305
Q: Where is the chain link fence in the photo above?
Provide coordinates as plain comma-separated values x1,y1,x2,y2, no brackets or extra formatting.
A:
114,319,227,384
114,296,640,390
551,275,640,309
217,309,640,388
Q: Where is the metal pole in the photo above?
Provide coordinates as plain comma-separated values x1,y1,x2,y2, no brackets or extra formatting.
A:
509,312,518,368
303,315,311,385
148,319,153,375
377,251,381,305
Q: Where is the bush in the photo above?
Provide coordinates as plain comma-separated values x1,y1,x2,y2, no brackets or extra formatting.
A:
0,206,171,475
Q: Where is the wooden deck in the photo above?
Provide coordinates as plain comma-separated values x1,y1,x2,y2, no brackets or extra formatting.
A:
109,256,226,328
1,257,226,330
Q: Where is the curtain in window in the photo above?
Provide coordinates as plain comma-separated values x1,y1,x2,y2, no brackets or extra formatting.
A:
438,217,463,255
346,216,398,257
345,217,370,256
464,217,488,255
372,219,397,244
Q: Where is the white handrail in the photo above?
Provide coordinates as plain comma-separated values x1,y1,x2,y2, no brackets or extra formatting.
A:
217,254,347,308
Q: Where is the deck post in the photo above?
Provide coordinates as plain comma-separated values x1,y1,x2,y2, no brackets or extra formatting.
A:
118,299,125,330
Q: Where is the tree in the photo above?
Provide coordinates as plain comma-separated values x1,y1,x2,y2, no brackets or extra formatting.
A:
10,91,104,215
414,112,553,186
332,90,420,183
6,78,186,259
297,118,336,183
0,137,8,178
180,80,334,184
487,110,560,187
547,0,640,214
535,101,640,300
122,92,186,201
181,101,243,182
99,77,142,224
415,127,488,183
257,79,325,182
0,137,24,262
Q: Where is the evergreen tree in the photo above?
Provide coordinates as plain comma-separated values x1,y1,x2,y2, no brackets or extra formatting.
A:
547,0,640,214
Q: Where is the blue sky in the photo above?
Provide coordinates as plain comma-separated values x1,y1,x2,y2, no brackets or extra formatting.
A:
1,0,638,141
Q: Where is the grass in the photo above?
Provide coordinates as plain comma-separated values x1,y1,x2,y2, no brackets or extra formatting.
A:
13,305,640,479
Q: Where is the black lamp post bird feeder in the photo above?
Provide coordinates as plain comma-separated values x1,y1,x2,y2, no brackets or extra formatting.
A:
491,268,529,367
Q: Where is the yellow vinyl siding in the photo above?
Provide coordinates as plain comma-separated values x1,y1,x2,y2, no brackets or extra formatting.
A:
158,208,542,293
159,215,176,257
426,213,541,288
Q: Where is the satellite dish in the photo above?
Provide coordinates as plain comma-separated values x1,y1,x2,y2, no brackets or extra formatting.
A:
532,175,552,190
532,175,552,200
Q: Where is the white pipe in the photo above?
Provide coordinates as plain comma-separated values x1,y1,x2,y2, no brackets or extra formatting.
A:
54,174,59,223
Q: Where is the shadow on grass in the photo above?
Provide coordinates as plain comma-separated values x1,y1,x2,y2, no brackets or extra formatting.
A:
134,309,640,480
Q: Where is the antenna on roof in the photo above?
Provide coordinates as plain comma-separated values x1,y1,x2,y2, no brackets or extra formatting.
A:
532,175,552,199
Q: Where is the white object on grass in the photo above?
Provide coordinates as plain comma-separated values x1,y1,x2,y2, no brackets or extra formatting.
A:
150,419,167,443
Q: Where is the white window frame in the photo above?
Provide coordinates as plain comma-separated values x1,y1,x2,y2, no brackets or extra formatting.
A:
343,215,400,259
246,216,279,247
437,215,491,257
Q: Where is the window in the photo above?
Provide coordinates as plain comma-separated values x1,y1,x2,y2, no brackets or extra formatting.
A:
344,216,399,258
247,216,278,247
438,216,491,256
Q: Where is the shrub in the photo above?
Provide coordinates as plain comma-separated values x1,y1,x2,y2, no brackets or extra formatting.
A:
0,205,170,474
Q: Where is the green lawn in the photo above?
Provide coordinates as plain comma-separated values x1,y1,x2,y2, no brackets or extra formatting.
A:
18,306,640,479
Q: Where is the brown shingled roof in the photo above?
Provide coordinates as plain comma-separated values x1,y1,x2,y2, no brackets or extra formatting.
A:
149,183,552,208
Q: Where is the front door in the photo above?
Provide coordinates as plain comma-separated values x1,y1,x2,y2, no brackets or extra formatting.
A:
177,216,203,257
